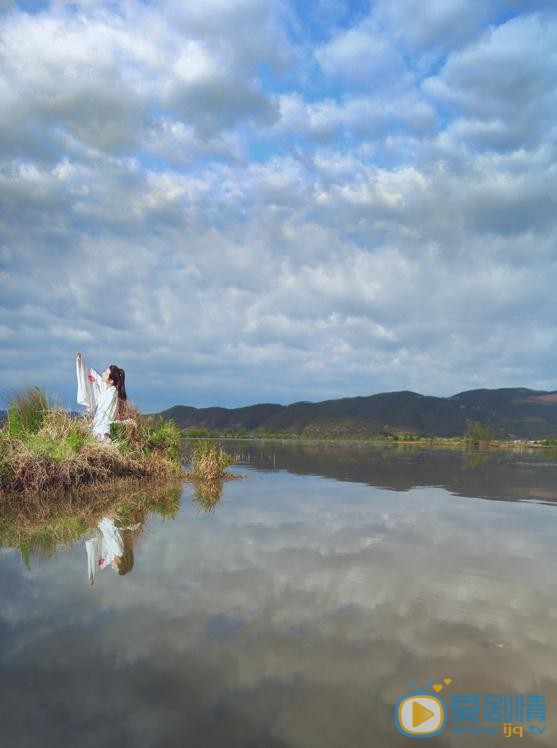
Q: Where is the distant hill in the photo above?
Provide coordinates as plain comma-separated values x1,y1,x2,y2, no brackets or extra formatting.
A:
155,387,557,439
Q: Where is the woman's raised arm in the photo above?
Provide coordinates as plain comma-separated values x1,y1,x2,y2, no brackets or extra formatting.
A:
76,351,103,411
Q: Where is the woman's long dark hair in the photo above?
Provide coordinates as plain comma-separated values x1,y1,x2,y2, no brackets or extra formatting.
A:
117,529,135,576
108,365,127,419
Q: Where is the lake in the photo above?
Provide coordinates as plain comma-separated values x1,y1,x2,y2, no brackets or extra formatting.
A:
1,440,556,747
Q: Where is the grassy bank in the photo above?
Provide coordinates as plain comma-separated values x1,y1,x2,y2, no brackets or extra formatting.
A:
182,427,557,453
0,477,182,567
0,387,185,494
182,427,556,451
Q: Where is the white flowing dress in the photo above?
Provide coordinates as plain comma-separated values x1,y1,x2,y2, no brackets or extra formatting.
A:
85,517,124,585
76,356,118,438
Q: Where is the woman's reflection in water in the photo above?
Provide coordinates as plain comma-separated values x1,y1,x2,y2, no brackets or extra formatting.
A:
85,516,140,585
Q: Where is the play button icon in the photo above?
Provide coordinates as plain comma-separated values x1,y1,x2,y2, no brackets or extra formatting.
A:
413,699,435,727
395,694,446,737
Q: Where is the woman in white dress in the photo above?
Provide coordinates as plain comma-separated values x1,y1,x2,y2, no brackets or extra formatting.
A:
75,351,127,442
85,516,138,584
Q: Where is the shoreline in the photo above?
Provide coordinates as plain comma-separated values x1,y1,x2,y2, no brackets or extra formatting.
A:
0,391,240,497
184,434,557,453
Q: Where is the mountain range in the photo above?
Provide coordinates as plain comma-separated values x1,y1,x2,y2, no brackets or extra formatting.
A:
156,387,557,439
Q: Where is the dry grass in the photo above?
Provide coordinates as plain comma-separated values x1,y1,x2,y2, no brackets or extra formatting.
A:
189,439,236,480
0,391,245,501
0,389,186,495
37,408,91,440
2,439,142,493
0,477,183,564
5,385,49,435
192,478,224,511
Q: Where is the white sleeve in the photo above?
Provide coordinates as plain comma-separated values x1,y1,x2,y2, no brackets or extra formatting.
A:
85,534,101,585
98,518,124,561
76,356,103,411
106,387,119,423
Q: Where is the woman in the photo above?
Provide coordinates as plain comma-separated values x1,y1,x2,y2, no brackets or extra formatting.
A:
85,516,139,584
76,351,127,442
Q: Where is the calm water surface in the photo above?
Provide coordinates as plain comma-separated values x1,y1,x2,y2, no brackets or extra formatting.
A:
1,441,556,747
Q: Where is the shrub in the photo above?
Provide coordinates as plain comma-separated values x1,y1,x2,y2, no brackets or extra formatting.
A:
145,419,182,461
192,478,223,510
109,421,134,452
6,386,49,437
465,420,494,447
109,411,182,465
37,409,91,448
190,439,234,480
185,427,213,438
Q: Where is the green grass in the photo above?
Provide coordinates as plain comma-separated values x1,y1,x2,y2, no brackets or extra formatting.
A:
190,439,235,480
5,386,49,437
0,478,183,567
0,388,185,494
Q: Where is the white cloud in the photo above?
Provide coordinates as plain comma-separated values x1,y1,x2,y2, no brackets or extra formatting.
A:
1,2,557,409
315,24,410,89
0,0,293,161
374,0,501,62
422,13,557,150
276,91,437,143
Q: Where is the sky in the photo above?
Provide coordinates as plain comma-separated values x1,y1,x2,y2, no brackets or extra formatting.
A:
0,0,556,412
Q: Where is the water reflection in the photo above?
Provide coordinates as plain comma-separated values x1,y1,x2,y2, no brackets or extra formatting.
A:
0,478,182,568
0,443,556,747
228,439,557,505
86,517,140,584
192,478,224,512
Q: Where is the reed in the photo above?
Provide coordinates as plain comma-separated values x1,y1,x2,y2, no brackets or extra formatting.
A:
190,439,235,480
192,478,224,510
5,385,49,437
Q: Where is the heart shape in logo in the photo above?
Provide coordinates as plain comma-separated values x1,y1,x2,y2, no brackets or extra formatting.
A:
444,678,452,685
433,684,443,693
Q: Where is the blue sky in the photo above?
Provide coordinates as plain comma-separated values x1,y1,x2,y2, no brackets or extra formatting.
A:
1,0,556,412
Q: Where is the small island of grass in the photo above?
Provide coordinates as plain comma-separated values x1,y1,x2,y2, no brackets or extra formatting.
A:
0,387,236,496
